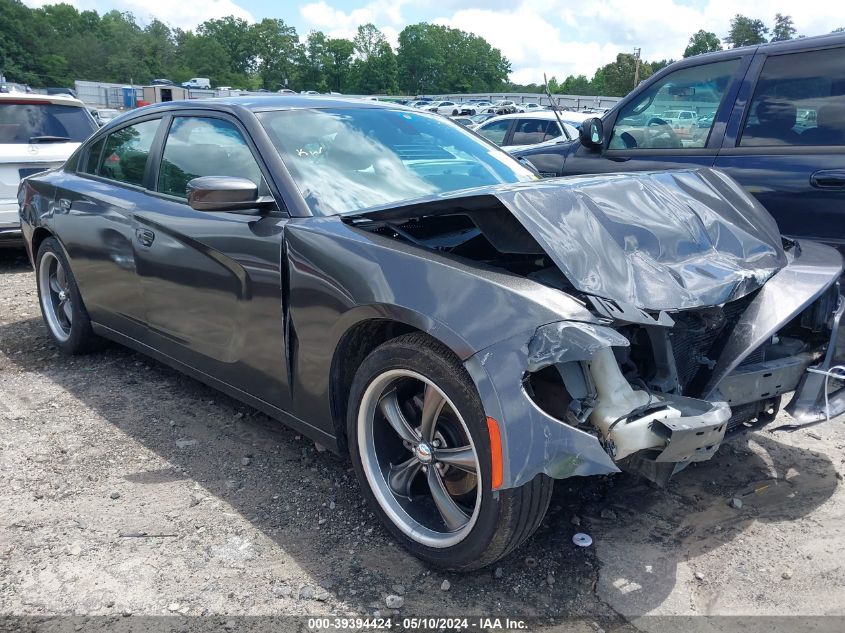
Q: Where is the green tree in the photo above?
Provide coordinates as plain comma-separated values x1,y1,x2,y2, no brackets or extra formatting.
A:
396,22,509,95
197,16,255,75
771,14,797,41
725,15,769,47
349,25,397,94
324,37,355,93
252,18,299,90
597,53,653,97
561,75,592,94
683,30,722,57
298,30,330,92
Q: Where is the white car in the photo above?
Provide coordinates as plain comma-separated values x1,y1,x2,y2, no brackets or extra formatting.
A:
424,101,460,116
516,103,544,113
0,93,97,244
93,108,121,126
475,111,583,151
661,109,698,135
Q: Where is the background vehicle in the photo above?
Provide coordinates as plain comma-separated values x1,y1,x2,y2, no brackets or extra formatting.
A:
0,82,32,94
1,93,96,244
425,100,459,115
514,32,845,259
459,100,492,115
661,109,698,136
516,103,543,113
469,112,497,127
475,111,581,150
484,100,518,115
93,108,121,126
151,79,174,86
46,87,77,98
181,78,210,90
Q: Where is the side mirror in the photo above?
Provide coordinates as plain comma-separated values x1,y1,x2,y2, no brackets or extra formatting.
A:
186,176,273,212
579,117,604,148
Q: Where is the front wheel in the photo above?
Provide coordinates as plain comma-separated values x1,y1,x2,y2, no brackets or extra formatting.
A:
347,333,553,571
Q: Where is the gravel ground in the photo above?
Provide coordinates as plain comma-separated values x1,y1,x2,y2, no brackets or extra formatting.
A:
1,248,844,632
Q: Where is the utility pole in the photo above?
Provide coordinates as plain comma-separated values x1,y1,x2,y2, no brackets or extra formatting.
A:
633,47,642,89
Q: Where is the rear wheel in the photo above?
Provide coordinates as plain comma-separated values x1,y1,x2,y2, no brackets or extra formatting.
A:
348,333,553,570
36,237,102,354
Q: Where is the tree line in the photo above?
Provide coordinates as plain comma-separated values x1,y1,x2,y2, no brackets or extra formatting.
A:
0,0,510,94
513,14,845,98
1,2,843,97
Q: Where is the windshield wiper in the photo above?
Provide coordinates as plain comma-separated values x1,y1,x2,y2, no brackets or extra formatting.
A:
29,135,71,144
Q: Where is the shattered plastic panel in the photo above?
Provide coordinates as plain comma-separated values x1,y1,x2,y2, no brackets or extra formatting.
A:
493,168,787,311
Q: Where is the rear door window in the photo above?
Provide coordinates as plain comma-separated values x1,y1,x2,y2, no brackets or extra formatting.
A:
157,116,263,198
0,102,96,144
740,47,845,147
97,119,160,187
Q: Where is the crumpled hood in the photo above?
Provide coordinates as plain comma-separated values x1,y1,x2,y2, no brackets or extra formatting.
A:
494,168,787,311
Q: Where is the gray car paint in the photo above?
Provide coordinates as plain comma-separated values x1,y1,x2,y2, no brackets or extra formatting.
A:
17,97,845,493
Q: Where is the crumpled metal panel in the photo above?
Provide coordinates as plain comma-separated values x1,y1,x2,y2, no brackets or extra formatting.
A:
466,325,621,490
526,321,630,371
493,168,787,311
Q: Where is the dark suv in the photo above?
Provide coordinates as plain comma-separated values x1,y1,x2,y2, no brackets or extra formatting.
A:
515,33,845,258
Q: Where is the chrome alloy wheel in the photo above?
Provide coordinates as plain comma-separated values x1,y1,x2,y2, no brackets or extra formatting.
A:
39,251,73,342
358,369,482,548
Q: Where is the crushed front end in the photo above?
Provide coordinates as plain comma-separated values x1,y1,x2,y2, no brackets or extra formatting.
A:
518,240,843,485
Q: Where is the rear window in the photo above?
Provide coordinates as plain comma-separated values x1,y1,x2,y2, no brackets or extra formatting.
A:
0,102,96,144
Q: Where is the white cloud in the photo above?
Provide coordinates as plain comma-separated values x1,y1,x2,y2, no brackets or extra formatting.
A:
299,0,408,47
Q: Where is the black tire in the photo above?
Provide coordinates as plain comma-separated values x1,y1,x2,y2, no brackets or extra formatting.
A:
347,332,553,571
35,237,102,355
452,109,459,116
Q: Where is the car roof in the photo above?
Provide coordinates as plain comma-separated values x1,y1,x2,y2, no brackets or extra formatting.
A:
128,95,403,115
666,31,845,66
480,110,588,123
0,92,86,107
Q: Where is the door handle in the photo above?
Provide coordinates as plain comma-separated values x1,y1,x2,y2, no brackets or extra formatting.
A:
135,228,155,247
810,170,845,189
58,198,72,213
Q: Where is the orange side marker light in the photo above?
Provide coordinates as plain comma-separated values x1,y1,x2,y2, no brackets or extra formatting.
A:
486,416,503,490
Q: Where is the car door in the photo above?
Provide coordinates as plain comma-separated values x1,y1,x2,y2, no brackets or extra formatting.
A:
713,44,845,257
132,112,292,411
563,56,750,176
56,116,162,340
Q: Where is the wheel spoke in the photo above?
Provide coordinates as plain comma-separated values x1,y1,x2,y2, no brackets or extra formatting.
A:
419,383,445,441
387,457,422,498
379,389,420,444
433,446,477,474
56,265,68,291
61,300,73,323
49,276,61,294
427,466,470,531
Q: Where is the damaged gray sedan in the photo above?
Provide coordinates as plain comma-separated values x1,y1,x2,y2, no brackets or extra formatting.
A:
19,97,844,571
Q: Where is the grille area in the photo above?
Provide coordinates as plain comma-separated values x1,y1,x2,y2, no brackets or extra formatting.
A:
668,293,757,393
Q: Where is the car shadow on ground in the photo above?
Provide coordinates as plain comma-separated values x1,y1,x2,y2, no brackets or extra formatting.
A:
0,302,839,626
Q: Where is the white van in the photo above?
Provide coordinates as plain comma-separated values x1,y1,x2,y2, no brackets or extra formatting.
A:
181,78,211,90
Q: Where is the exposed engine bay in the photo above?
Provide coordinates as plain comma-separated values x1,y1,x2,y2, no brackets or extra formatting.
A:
348,169,845,485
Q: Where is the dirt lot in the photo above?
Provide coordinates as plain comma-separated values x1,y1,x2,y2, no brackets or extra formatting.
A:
2,248,845,632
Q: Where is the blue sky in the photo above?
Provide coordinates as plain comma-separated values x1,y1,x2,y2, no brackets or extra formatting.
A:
23,1,845,84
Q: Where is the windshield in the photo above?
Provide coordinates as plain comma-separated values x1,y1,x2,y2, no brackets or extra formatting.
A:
0,102,96,144
258,107,535,215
